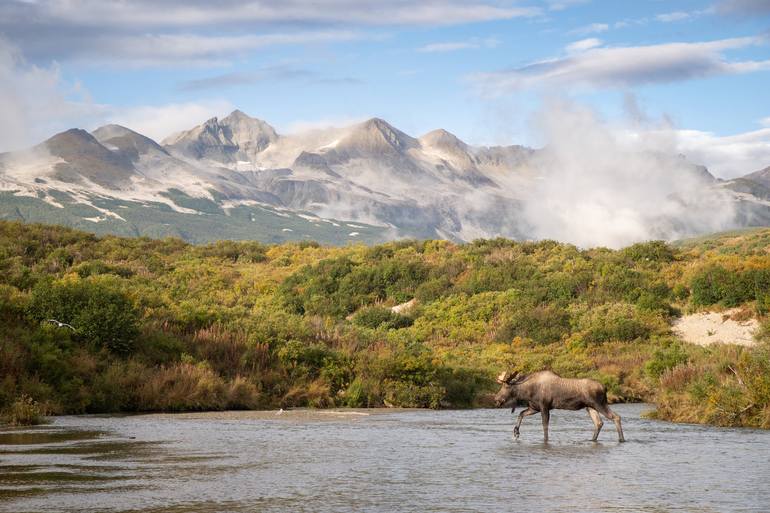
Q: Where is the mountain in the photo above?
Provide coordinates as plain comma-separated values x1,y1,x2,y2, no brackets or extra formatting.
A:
1,109,770,246
163,110,278,167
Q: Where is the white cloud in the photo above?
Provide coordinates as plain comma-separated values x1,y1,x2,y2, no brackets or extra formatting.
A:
656,11,692,22
0,38,240,149
65,31,366,67
31,0,540,26
547,0,591,12
283,116,368,134
519,99,738,248
0,1,540,66
671,126,770,178
655,8,713,23
418,37,500,53
0,39,101,152
104,101,237,142
569,22,609,35
565,38,602,54
470,36,770,94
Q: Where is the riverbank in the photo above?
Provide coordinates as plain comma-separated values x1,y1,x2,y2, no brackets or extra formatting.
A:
2,221,770,430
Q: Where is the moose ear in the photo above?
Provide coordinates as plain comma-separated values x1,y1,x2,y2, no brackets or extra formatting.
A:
506,371,520,384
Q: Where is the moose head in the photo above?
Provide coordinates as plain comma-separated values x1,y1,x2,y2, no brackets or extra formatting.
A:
493,371,521,408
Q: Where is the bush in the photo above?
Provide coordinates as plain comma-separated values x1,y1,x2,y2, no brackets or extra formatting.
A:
352,306,413,330
495,304,570,344
645,342,689,378
690,264,752,307
138,362,227,411
621,241,675,263
576,303,653,344
1,394,46,425
27,277,139,355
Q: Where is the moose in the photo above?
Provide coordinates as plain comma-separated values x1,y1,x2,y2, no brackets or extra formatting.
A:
494,370,625,443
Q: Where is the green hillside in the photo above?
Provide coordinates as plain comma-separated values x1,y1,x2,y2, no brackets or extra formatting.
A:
0,191,386,245
1,221,768,428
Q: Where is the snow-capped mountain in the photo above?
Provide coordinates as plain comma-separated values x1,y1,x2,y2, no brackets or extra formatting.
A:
1,109,769,246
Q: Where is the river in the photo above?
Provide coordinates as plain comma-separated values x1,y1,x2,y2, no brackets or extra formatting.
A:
1,404,768,512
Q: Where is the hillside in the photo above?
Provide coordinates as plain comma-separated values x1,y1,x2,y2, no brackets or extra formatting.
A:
0,221,768,428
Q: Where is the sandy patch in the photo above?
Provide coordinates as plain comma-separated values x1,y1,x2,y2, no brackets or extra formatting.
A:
673,308,759,347
391,298,417,314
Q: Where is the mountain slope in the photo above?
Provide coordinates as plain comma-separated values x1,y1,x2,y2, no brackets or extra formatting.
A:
1,109,770,246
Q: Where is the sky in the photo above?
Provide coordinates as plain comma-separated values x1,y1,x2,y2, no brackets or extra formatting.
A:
0,0,769,177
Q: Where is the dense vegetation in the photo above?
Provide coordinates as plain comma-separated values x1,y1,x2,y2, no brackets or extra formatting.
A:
0,221,768,428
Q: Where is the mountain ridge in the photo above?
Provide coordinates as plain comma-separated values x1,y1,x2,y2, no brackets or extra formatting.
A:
1,109,769,246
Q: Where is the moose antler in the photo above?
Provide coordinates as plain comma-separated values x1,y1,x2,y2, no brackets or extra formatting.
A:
496,371,520,384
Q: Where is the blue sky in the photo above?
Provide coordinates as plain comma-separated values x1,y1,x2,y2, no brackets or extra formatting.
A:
1,0,769,176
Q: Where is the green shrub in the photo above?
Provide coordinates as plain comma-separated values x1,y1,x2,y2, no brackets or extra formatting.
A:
1,394,46,425
690,264,752,307
75,260,134,278
576,303,653,344
352,306,413,330
27,277,139,355
495,304,570,344
621,241,675,263
645,342,689,378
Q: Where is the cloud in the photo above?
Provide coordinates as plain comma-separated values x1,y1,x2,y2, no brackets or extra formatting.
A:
670,126,770,178
0,0,540,27
470,36,770,94
716,0,770,16
547,0,591,11
104,100,236,142
0,1,539,65
565,38,602,53
283,116,368,134
517,99,737,247
0,39,100,152
417,37,500,53
569,22,609,35
655,8,712,23
24,31,366,68
656,11,692,22
177,66,316,91
0,37,240,149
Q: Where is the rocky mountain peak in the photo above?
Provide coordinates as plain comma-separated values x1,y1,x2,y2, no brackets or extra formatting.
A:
419,128,468,151
92,124,168,159
162,110,278,164
338,117,418,156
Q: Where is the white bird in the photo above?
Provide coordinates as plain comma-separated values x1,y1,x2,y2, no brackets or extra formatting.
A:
46,319,75,331
276,408,284,415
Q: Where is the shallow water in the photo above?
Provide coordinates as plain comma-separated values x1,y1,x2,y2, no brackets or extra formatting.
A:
1,404,768,512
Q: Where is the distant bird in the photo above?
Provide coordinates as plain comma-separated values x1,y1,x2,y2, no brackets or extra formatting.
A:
46,319,75,331
276,408,284,416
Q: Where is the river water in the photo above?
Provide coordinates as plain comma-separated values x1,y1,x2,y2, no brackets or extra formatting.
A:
1,404,768,512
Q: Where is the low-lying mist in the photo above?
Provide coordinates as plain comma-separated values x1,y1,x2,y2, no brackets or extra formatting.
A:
513,99,737,248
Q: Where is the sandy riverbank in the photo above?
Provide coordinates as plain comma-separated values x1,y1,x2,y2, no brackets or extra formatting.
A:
673,307,759,347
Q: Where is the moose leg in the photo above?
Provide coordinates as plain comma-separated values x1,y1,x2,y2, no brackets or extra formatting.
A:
587,407,603,441
513,407,537,439
541,409,550,443
597,405,625,442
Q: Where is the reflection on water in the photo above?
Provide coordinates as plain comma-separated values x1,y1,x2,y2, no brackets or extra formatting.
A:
1,404,769,512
